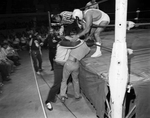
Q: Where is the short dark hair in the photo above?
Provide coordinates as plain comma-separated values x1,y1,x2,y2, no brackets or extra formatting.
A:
51,14,62,22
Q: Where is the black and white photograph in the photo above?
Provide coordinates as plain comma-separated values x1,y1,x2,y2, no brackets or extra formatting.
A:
0,0,150,118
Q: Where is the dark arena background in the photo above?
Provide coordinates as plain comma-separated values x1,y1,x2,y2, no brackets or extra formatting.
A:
0,0,150,118
0,0,150,34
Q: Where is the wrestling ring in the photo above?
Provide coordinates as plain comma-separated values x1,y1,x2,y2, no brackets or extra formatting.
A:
33,7,150,118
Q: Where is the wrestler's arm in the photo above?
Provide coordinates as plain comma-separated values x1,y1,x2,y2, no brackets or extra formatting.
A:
77,14,92,38
64,36,74,41
65,35,80,42
79,20,86,29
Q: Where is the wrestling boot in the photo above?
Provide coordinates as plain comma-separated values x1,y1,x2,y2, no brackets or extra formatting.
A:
91,42,102,57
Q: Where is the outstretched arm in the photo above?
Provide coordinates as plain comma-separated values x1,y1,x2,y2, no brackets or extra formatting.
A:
77,14,93,38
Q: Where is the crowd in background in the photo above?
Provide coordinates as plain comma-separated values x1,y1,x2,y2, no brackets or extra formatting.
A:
0,25,59,93
0,36,21,93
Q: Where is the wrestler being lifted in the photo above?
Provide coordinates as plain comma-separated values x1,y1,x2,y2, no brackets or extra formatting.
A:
72,9,110,57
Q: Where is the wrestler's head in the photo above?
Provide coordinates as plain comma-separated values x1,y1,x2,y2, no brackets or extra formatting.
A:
72,9,83,20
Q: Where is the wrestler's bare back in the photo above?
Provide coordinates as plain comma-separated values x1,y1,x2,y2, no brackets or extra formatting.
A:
84,9,102,22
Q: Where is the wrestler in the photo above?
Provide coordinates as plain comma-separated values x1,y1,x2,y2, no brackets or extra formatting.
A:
52,11,74,25
72,9,110,57
51,11,81,36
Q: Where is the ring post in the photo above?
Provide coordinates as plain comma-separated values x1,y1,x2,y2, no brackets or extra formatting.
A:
108,0,128,118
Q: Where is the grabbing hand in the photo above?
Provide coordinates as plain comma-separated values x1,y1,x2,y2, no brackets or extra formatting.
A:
71,35,79,42
84,36,92,41
65,36,73,40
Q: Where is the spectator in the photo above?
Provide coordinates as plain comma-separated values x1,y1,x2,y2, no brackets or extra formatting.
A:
13,35,20,50
72,9,110,57
2,43,21,66
20,34,28,50
0,44,14,73
44,28,60,71
0,62,11,82
29,32,43,75
0,46,12,82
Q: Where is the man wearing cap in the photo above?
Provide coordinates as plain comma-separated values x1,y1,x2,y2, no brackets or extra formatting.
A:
72,9,110,57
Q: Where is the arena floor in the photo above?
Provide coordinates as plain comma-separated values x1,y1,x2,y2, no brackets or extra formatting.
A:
0,28,150,118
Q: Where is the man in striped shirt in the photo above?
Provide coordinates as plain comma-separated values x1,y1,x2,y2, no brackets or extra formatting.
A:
51,11,81,36
59,11,74,24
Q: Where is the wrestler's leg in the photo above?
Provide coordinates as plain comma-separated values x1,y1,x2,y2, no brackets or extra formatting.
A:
85,28,96,41
91,21,109,57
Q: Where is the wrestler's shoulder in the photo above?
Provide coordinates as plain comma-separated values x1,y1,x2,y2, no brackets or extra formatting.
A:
85,9,101,14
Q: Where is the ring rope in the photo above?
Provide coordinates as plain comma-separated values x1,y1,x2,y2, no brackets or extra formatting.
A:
91,22,150,28
80,0,108,10
107,9,150,15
